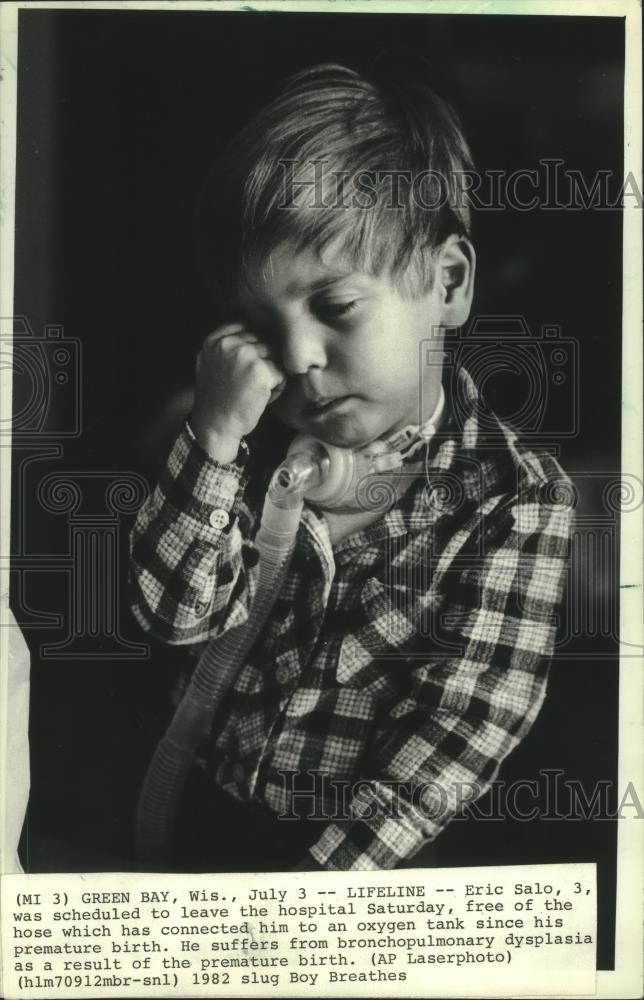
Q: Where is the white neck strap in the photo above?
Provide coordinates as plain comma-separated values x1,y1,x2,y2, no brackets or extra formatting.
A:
383,384,446,462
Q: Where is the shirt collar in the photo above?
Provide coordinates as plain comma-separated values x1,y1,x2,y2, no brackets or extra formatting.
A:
382,365,529,524
425,365,536,509
330,368,516,554
311,366,544,552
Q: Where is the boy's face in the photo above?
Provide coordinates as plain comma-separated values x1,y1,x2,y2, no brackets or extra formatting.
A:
238,239,463,449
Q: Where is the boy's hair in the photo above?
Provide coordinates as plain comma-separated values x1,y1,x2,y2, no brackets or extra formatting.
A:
196,63,474,307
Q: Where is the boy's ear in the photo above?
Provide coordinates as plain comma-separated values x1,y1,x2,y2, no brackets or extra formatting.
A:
436,235,476,327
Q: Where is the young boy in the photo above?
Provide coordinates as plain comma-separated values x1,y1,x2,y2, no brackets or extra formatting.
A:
129,64,574,872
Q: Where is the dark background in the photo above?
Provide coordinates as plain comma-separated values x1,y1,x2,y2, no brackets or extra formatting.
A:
12,9,623,969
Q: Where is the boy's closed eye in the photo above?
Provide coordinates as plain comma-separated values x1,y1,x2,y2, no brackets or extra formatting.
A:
312,297,361,321
241,297,363,344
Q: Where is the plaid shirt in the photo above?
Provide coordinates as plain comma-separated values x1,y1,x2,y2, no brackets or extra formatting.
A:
130,368,574,870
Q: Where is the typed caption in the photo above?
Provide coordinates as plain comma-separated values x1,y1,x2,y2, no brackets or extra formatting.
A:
1,864,596,998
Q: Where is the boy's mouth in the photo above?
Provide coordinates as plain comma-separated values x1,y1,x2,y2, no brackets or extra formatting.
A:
303,395,355,417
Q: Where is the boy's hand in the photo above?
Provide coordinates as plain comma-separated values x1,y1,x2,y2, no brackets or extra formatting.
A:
190,323,286,462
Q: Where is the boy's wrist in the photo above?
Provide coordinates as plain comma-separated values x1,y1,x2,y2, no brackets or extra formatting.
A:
188,417,242,464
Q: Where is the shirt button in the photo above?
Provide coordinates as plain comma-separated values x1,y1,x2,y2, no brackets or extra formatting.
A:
231,763,245,783
194,600,208,617
275,664,291,685
218,477,238,500
209,507,229,530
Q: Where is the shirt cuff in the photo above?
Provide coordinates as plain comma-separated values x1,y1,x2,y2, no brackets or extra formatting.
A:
309,781,438,871
309,817,428,871
154,421,249,540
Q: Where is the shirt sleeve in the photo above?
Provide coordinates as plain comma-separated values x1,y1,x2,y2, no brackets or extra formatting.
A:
308,487,574,871
129,421,261,644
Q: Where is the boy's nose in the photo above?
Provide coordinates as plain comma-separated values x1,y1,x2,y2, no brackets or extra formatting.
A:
280,320,327,375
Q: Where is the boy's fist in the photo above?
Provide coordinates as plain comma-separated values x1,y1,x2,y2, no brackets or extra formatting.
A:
190,324,286,462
